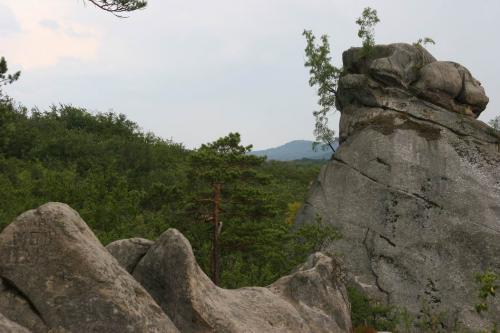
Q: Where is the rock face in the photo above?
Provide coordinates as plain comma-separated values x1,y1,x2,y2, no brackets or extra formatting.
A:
298,43,500,330
132,228,351,333
0,313,31,333
106,237,154,273
0,203,179,333
269,253,351,333
0,277,47,333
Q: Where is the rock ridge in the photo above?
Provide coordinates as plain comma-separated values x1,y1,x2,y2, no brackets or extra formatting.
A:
0,203,352,332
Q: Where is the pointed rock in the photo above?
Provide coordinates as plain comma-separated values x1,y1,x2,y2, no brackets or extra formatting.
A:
0,203,179,333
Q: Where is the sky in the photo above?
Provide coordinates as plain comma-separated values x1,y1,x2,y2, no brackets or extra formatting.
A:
0,0,499,149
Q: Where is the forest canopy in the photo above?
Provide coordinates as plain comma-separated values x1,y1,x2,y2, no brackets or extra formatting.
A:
0,100,335,288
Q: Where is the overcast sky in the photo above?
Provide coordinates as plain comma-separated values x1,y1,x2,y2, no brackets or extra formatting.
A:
0,0,498,149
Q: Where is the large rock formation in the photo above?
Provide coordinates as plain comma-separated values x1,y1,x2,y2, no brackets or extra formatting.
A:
298,43,500,330
131,229,352,333
0,203,179,333
0,203,352,332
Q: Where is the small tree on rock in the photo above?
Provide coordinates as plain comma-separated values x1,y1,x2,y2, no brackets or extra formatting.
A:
303,7,380,153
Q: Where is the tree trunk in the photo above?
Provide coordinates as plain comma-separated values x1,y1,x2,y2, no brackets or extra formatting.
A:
211,182,222,285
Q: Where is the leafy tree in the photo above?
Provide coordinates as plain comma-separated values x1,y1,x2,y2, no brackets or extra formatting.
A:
87,0,147,17
303,30,340,152
355,7,380,51
303,7,379,153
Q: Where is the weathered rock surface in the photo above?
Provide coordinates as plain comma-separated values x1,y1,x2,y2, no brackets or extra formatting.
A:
0,277,47,333
106,237,153,273
0,202,179,333
269,253,351,333
298,43,500,330
132,228,351,333
0,312,31,333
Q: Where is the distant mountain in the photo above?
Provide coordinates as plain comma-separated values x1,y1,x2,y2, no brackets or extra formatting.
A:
250,140,338,161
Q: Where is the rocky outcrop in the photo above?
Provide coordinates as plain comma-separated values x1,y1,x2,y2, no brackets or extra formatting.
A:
106,237,153,273
0,203,352,332
132,228,352,333
298,43,500,331
0,203,179,333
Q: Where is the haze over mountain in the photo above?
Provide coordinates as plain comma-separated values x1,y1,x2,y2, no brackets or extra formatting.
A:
251,140,338,161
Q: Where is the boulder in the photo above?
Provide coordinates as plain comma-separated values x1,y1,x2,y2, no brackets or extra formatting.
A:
0,203,179,333
412,61,489,116
298,43,500,331
339,43,488,119
106,238,153,273
342,43,436,88
0,312,31,333
133,228,351,333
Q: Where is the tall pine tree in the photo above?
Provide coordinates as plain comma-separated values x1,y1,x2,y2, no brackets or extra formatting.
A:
187,133,274,285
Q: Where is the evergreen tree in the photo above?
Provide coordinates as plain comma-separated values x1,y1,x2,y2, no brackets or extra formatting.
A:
0,57,20,99
187,133,271,285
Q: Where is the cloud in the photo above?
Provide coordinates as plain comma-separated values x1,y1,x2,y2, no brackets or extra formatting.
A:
39,19,60,31
1,0,499,149
0,0,101,70
0,3,21,36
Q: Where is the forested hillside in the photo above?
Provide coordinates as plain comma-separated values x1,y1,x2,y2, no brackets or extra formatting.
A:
0,100,333,288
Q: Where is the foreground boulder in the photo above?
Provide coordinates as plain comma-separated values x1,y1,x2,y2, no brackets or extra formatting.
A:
132,229,351,333
0,203,179,333
298,43,500,330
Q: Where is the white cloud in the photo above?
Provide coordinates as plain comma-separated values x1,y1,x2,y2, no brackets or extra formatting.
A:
1,0,499,149
0,0,101,70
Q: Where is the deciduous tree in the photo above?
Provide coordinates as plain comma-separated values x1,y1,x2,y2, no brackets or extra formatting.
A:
303,7,380,152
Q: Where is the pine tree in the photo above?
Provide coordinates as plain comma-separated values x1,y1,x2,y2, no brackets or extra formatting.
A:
187,133,272,285
0,57,21,99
